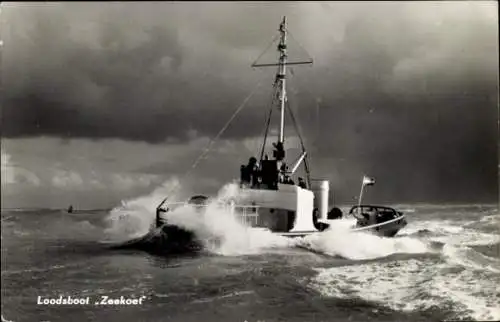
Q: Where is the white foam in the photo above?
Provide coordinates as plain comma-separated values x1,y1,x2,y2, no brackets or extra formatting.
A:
442,244,500,274
431,233,500,247
104,181,292,255
479,214,500,224
294,220,430,260
305,209,500,320
401,219,469,235
168,198,431,259
400,219,500,246
310,258,500,321
156,185,294,256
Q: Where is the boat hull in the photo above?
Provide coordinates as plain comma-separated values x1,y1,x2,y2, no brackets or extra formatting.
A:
110,202,407,254
110,219,406,254
374,220,407,237
353,216,407,237
109,224,204,255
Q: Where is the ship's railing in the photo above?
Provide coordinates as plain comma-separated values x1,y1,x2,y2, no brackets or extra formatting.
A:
160,201,261,227
232,204,260,227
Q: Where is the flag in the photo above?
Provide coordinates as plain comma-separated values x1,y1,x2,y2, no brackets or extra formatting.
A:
362,175,375,186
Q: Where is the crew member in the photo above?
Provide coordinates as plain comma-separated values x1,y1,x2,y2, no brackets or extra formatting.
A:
246,157,258,186
240,165,250,186
298,177,307,189
327,207,343,220
283,176,294,185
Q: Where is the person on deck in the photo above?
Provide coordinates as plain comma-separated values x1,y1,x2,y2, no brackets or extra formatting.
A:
247,157,257,173
283,176,294,185
240,164,250,186
298,177,307,189
247,157,259,187
327,207,343,220
366,208,378,226
279,164,289,183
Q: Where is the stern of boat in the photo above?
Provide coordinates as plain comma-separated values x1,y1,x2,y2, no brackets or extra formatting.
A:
350,205,408,237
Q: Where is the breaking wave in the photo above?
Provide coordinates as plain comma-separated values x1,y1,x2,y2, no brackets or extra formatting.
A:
103,177,182,242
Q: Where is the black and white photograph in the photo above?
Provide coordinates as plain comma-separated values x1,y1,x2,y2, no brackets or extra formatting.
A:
1,1,499,321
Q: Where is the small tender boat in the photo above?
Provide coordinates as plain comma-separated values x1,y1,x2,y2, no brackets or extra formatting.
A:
349,205,407,237
114,16,407,254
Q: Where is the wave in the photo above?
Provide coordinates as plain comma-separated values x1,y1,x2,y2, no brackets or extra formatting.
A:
309,254,500,321
399,214,500,245
307,213,500,321
442,244,500,274
1,263,77,276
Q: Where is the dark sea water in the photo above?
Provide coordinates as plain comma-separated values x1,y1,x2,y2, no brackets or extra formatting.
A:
1,201,499,322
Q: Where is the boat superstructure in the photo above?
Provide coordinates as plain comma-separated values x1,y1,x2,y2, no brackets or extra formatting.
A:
157,16,335,237
114,17,407,254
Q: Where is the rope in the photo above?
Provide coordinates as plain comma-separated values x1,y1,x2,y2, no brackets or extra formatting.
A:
285,64,323,190
251,34,280,67
350,214,407,232
258,82,279,161
285,99,312,188
285,28,314,63
157,79,264,209
258,101,274,161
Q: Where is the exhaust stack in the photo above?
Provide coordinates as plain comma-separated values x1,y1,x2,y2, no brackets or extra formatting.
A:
311,180,329,221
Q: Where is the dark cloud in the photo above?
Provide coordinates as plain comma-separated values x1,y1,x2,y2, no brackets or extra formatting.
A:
1,2,300,142
1,2,498,203
282,2,499,203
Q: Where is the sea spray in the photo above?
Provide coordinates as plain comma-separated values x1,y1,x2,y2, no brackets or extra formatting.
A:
102,179,431,258
103,177,182,242
151,182,294,255
102,180,292,253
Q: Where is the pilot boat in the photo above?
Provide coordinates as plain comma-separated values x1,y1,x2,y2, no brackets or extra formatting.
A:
113,17,407,254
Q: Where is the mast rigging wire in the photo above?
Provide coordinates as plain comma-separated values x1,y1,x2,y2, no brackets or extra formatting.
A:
157,79,263,210
286,98,312,188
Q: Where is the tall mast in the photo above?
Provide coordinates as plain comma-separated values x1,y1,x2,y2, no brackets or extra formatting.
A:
278,16,287,145
251,16,313,180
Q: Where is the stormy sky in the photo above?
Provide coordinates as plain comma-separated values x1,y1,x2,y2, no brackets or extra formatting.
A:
1,1,498,208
